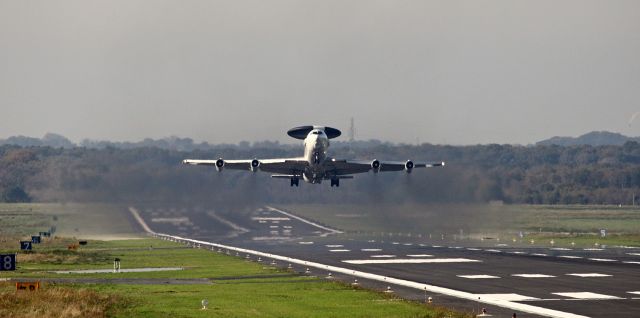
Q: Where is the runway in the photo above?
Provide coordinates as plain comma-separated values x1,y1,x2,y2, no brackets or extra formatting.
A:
133,205,640,318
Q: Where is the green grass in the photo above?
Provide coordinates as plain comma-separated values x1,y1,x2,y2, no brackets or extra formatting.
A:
1,237,470,318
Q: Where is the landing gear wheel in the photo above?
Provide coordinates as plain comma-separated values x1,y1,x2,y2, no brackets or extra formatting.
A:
290,177,300,187
330,178,339,187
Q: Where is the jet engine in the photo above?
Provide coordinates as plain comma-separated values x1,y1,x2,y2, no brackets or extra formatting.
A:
371,159,381,173
250,159,260,172
215,158,224,172
404,160,414,173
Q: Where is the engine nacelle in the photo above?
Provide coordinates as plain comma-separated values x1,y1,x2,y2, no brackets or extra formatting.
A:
215,158,224,172
371,159,381,173
250,159,260,172
404,160,414,173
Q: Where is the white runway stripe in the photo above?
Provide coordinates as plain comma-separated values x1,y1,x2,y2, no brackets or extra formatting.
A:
361,248,382,252
457,274,500,279
550,248,572,251
326,245,344,248
512,274,556,278
626,253,640,256
370,255,396,258
509,251,526,255
558,255,582,259
475,293,540,301
627,291,640,295
583,248,603,251
344,258,481,265
406,254,433,257
567,273,611,277
553,292,622,300
329,249,350,252
466,248,481,251
531,253,548,257
588,258,617,262
623,261,640,264
485,249,502,253
298,242,314,245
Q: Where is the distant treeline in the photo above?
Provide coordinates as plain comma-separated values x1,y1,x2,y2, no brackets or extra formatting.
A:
1,141,640,205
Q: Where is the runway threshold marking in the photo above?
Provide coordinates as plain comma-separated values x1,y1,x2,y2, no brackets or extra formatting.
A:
265,206,343,236
344,258,480,265
361,248,382,252
131,208,591,318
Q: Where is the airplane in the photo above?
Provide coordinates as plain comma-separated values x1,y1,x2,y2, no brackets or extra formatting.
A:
182,125,444,187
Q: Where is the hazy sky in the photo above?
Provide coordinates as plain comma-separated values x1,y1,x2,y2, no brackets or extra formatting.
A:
1,1,640,145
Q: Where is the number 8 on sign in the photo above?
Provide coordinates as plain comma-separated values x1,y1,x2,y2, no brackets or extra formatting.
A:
0,254,16,271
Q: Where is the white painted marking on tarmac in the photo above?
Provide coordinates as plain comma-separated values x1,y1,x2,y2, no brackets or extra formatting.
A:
457,274,499,279
406,254,433,257
583,248,604,251
551,248,572,251
368,240,376,243
627,253,640,256
623,261,640,264
567,273,612,277
532,253,548,257
588,258,617,262
485,249,502,253
269,225,279,228
326,245,343,248
558,255,582,259
509,251,526,255
345,258,481,265
252,217,290,221
403,243,413,246
361,248,382,252
392,242,400,245
283,225,293,229
475,293,540,301
265,206,343,235
298,241,314,245
370,255,396,258
553,292,622,300
627,291,640,295
512,274,556,278
467,248,481,251
496,244,508,247
432,245,442,248
329,249,350,252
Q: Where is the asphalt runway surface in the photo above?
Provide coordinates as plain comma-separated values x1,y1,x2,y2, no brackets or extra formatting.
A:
135,205,640,318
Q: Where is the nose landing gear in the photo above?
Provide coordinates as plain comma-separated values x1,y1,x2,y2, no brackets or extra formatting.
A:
290,177,300,187
330,178,340,187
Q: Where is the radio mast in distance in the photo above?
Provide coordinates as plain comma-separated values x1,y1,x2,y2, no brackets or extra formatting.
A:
349,117,355,142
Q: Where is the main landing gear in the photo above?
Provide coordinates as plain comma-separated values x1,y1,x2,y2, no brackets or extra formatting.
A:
290,177,299,187
330,178,340,187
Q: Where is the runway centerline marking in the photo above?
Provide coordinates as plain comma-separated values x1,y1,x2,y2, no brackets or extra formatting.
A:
466,248,481,251
588,258,617,262
626,253,640,256
551,248,572,251
553,292,622,300
406,254,433,257
532,253,548,257
329,249,350,252
623,261,640,264
485,249,502,253
370,255,396,258
298,241,314,245
558,255,582,259
361,248,382,252
326,245,343,248
566,273,611,277
512,274,556,278
457,274,499,279
344,258,480,265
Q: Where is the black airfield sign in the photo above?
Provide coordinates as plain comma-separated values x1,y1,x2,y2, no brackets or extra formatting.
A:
1,254,16,271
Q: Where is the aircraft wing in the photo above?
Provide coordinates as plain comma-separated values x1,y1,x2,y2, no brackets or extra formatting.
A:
325,159,445,175
182,158,308,175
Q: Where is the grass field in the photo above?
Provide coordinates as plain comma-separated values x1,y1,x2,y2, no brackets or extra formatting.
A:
278,203,640,247
0,203,471,318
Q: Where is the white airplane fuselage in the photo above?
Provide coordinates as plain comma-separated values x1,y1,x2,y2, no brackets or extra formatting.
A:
302,129,330,183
